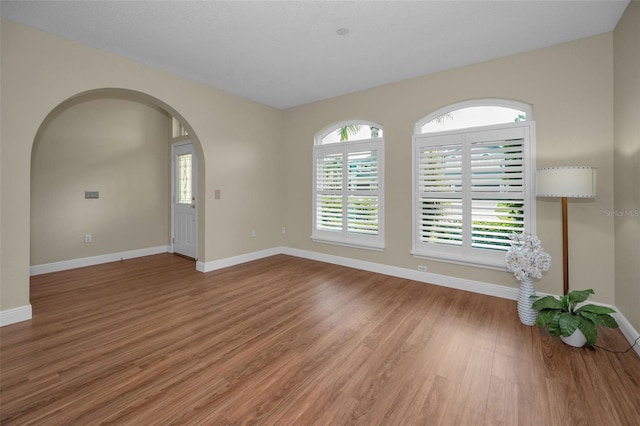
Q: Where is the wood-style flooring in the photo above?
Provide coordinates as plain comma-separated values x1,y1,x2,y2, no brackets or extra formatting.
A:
1,253,639,425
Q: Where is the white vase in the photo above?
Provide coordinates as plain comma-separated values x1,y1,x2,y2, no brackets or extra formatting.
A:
517,277,537,326
560,328,587,347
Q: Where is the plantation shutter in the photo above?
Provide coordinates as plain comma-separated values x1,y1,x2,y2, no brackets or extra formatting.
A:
313,138,384,249
315,151,344,232
348,149,379,235
413,123,533,267
469,133,525,251
416,137,464,248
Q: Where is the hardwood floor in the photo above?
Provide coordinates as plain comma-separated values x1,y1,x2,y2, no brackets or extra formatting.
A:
1,254,639,425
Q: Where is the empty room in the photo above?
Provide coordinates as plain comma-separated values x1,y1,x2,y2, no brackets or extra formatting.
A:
1,1,639,424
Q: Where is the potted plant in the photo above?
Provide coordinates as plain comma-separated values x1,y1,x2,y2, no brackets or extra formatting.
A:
531,289,618,347
505,233,551,326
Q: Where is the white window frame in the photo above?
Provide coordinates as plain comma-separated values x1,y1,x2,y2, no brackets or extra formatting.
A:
412,101,535,269
312,120,385,251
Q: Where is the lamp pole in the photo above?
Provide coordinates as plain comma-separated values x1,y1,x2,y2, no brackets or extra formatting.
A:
561,197,569,295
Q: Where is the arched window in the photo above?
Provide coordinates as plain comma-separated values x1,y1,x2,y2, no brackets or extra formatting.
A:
416,99,532,134
412,100,535,268
312,121,384,250
318,122,383,144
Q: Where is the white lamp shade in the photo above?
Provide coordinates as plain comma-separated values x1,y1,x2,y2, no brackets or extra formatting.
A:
536,166,597,198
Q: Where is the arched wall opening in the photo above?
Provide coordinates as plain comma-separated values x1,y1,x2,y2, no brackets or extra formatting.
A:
30,88,206,273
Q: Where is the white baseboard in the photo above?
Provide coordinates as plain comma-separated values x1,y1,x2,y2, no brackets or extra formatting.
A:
196,247,282,272
281,247,520,300
30,245,170,276
0,305,32,326
198,246,518,300
614,312,640,357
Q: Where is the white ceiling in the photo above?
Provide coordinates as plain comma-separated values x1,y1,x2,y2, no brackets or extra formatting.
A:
1,0,629,109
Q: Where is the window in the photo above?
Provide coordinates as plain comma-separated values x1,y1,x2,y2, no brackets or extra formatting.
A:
418,100,529,134
412,100,535,268
176,153,193,204
313,121,384,250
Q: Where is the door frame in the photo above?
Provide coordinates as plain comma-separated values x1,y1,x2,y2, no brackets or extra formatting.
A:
171,140,198,260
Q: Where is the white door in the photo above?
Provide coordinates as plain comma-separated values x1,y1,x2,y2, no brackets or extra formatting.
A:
172,141,197,259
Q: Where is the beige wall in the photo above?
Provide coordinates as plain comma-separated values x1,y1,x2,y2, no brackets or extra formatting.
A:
283,33,616,302
1,19,284,312
614,1,640,331
31,97,171,265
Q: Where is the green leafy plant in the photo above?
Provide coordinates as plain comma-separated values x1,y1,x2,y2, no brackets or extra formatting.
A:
532,289,618,346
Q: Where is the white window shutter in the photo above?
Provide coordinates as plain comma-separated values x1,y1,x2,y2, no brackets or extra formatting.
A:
470,136,525,251
413,122,534,268
417,143,464,247
313,138,384,250
315,152,344,232
347,149,379,236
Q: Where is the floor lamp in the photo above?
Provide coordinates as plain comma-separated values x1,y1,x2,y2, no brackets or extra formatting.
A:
536,166,597,295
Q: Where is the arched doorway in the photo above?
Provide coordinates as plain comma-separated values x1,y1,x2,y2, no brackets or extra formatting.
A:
30,88,205,274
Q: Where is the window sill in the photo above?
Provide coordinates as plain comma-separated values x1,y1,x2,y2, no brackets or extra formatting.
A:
311,236,385,252
411,250,507,271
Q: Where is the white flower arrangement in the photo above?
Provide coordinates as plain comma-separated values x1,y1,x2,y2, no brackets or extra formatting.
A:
505,232,551,281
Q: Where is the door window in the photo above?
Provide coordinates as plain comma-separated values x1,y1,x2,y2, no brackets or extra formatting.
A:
177,153,193,204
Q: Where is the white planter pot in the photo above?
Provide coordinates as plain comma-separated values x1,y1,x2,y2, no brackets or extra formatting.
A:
560,328,587,347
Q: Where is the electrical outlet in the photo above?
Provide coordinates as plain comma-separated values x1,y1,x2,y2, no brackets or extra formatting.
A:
281,227,286,235
251,230,256,238
84,234,92,243
418,265,427,272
